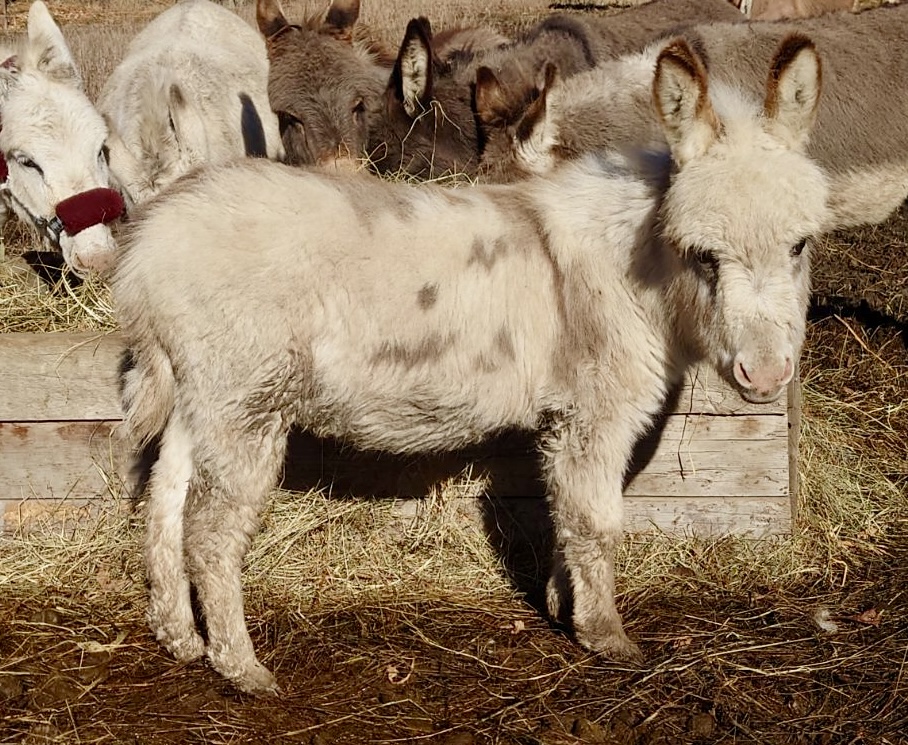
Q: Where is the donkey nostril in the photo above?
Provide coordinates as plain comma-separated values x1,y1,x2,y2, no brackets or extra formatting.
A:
735,361,753,388
782,357,794,383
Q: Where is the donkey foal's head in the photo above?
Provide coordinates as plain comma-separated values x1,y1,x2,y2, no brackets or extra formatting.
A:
654,34,828,403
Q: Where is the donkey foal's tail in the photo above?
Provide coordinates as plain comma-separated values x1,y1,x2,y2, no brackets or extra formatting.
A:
120,339,176,447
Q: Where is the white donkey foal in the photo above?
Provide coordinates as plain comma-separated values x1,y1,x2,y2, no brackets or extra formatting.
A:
0,2,124,275
114,35,828,694
98,0,283,204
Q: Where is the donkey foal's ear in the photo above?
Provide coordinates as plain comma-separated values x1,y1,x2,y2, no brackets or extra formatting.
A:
256,0,290,40
652,38,719,166
392,18,434,118
475,67,509,126
763,33,822,149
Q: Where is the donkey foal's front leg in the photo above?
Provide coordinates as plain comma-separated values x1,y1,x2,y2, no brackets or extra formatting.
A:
543,425,642,662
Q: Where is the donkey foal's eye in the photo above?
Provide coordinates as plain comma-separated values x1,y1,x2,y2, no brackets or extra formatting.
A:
693,248,719,269
791,238,808,257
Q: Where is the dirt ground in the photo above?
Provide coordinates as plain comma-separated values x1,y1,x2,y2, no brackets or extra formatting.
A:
0,1,907,743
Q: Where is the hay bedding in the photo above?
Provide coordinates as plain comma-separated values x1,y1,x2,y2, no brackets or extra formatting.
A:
1,1,907,743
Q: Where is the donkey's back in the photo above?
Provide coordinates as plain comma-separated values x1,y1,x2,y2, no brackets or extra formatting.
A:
99,0,282,203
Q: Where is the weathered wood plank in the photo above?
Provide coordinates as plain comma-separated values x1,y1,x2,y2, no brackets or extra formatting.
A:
625,412,788,498
0,332,123,420
0,331,797,536
393,495,792,539
0,420,128,503
0,333,786,420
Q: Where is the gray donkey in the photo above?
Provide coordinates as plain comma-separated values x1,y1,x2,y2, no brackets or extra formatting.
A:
256,0,507,173
377,0,744,178
478,2,908,230
115,34,828,694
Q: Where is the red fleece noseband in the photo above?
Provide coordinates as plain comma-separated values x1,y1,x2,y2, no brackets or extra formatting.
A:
54,187,126,236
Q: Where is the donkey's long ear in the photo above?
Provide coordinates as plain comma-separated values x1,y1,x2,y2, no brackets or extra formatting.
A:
652,38,719,166
476,62,558,130
257,0,290,41
389,17,434,118
0,52,20,101
25,1,81,88
324,0,360,42
763,34,822,150
512,63,560,170
474,66,509,127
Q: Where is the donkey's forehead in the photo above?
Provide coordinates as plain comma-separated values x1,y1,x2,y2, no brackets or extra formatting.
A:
1,74,107,150
270,29,366,74
661,140,829,255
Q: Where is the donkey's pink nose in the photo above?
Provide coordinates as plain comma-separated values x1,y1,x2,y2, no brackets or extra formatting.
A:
734,355,794,401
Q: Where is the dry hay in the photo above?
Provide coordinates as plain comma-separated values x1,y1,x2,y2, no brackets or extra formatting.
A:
1,1,907,742
1,276,906,742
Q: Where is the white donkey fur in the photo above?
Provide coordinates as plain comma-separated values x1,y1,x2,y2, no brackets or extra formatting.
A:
98,0,282,204
0,2,118,274
480,4,908,231
114,37,828,694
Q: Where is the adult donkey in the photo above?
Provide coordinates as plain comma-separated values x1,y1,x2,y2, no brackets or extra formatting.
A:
115,34,828,694
256,0,508,174
373,0,744,178
0,1,124,275
478,3,908,230
99,0,283,204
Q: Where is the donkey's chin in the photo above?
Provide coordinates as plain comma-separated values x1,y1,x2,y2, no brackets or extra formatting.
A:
737,385,786,405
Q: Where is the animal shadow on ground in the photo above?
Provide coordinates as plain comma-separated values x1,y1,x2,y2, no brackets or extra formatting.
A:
277,383,683,618
20,250,82,287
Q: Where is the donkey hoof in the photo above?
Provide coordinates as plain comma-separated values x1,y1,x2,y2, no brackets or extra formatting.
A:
209,651,280,696
152,622,206,662
167,633,206,662
231,663,280,696
577,628,644,665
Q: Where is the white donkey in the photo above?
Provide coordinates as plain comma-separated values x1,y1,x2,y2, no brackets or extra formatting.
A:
477,3,908,231
98,0,283,204
114,34,828,694
0,2,124,275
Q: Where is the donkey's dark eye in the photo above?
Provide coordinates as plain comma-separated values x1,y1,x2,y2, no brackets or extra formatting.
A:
277,110,302,135
14,154,42,174
352,98,365,117
692,248,719,269
100,144,110,165
791,238,808,257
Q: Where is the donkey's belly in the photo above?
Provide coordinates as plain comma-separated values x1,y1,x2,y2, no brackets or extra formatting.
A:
307,369,543,456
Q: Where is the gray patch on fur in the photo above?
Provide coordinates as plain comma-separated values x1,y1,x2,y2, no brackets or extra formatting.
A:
371,333,450,369
468,236,509,271
495,326,516,360
417,283,438,309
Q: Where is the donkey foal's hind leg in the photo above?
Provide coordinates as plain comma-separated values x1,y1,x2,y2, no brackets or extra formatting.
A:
145,413,206,662
183,423,288,695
